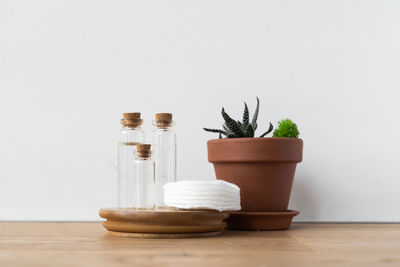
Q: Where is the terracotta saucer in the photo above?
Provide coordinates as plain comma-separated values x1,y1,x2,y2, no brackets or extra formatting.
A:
226,210,299,230
99,208,229,238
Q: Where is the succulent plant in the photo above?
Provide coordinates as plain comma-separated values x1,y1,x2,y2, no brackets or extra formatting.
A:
203,97,273,138
273,119,299,138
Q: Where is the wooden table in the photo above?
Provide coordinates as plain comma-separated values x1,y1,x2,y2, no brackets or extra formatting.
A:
0,222,399,266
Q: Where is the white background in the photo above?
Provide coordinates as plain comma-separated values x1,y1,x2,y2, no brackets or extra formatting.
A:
1,0,399,221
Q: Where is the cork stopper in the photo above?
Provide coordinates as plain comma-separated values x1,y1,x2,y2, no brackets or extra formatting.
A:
136,144,151,159
155,113,173,128
121,112,142,127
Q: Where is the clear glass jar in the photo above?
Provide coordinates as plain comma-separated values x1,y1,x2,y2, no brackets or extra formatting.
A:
133,144,155,209
117,113,145,208
152,113,177,208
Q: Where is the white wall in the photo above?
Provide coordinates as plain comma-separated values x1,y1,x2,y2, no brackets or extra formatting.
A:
1,0,399,221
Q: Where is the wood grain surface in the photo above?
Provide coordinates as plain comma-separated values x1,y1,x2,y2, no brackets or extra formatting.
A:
0,222,399,266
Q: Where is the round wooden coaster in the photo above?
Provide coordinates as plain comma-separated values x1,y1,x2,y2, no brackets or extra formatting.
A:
99,208,229,238
107,230,223,239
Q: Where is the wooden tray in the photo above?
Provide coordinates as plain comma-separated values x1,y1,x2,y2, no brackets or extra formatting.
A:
99,208,230,238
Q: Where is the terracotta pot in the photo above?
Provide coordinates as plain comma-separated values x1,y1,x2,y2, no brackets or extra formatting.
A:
207,138,303,212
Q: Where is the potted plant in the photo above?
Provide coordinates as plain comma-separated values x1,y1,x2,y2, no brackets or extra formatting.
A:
204,98,303,230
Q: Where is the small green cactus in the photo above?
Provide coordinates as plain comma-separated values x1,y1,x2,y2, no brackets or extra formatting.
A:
203,97,273,138
273,119,299,138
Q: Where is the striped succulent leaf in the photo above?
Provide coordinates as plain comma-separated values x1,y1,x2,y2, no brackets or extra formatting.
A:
223,124,233,135
245,124,255,137
243,102,249,131
259,122,273,137
222,108,244,137
203,128,228,136
251,97,260,129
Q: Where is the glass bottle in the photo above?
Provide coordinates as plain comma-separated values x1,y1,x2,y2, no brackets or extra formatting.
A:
117,112,145,208
133,144,155,209
152,113,177,208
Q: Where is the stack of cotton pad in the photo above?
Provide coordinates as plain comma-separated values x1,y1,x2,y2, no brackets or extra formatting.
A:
163,180,241,212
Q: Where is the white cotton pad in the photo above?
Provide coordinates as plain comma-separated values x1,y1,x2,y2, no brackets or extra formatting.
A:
163,180,241,212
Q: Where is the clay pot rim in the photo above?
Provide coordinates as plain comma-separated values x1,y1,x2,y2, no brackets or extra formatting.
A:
207,137,302,144
207,137,303,163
